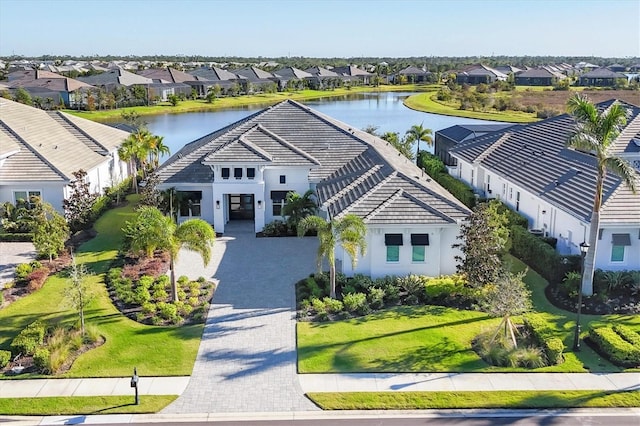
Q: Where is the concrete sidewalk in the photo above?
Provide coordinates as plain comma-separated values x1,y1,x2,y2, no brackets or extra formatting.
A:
1,372,638,398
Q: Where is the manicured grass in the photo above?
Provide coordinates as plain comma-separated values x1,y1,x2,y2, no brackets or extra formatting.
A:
308,390,640,410
404,92,539,123
298,306,502,373
0,395,176,415
0,195,204,378
66,84,432,121
297,257,640,374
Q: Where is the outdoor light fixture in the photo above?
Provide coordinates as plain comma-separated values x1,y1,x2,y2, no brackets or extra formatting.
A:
130,367,139,405
573,241,590,351
257,200,262,209
216,200,220,209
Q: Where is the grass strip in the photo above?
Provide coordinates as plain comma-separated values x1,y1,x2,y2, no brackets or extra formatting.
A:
66,84,433,121
0,395,177,415
308,390,640,410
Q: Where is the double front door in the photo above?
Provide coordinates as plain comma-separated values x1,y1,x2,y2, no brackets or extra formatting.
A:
229,194,254,220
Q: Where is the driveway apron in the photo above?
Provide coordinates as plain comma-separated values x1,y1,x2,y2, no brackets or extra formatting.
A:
163,221,320,413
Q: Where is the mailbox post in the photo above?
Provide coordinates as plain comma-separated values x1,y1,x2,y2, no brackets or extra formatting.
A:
130,367,139,405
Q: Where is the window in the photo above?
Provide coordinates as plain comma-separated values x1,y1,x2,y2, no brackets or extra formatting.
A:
221,168,230,179
234,168,243,179
502,183,506,197
178,191,202,217
471,169,475,186
14,190,41,209
279,175,286,184
509,187,513,200
515,191,520,211
271,190,289,216
385,233,403,262
247,168,255,179
610,234,631,262
410,233,429,262
486,175,491,194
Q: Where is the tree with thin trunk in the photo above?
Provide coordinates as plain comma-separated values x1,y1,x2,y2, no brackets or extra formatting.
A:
122,206,215,302
65,256,94,335
405,123,433,165
297,214,367,299
566,94,637,295
118,129,150,193
33,201,69,262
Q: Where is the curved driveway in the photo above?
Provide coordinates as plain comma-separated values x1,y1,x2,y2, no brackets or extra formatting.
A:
163,221,320,413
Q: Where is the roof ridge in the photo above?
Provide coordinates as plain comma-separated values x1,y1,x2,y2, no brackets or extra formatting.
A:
400,189,457,224
0,120,69,180
50,111,110,155
255,124,320,165
360,187,404,223
238,133,274,161
322,164,384,208
475,132,512,163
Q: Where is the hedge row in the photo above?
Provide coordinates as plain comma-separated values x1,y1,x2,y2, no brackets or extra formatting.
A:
0,233,33,242
418,152,476,208
588,326,640,367
523,314,564,365
10,320,47,356
613,324,640,347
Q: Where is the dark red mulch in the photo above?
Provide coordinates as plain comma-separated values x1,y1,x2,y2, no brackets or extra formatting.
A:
546,283,640,315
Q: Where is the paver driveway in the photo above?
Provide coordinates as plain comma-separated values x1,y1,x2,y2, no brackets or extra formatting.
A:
163,221,320,413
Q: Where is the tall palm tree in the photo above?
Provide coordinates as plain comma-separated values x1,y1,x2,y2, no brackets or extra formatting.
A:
152,135,170,169
405,123,433,165
282,190,317,231
297,214,367,299
123,206,215,302
567,94,637,295
118,128,153,192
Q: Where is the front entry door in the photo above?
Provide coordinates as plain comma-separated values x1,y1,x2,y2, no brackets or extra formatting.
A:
229,194,254,220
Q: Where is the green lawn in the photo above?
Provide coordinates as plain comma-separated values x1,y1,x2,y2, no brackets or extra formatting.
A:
404,92,539,123
0,395,177,415
297,256,640,374
308,390,640,410
0,195,203,378
66,84,433,121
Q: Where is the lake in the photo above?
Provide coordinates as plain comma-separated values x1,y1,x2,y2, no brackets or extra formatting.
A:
129,92,501,161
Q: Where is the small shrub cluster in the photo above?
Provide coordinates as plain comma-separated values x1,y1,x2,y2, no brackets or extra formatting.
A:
297,272,477,321
106,268,214,326
588,325,640,367
0,232,33,242
472,330,548,369
10,320,46,356
0,350,12,368
523,314,564,365
260,220,292,237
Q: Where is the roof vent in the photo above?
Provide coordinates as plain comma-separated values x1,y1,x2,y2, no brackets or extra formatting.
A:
554,180,559,186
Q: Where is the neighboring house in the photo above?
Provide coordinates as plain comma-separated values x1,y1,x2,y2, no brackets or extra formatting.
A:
448,99,640,271
272,67,314,89
137,67,210,97
234,66,278,88
77,68,153,90
188,66,242,92
156,100,470,278
395,66,432,83
147,82,193,101
456,64,508,85
515,68,566,86
332,66,373,85
607,64,627,73
6,69,95,107
434,124,519,166
304,66,340,89
495,65,522,75
578,68,627,87
0,98,130,213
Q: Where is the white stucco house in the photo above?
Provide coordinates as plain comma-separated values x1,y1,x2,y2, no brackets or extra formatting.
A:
0,98,130,213
156,100,471,278
448,99,640,272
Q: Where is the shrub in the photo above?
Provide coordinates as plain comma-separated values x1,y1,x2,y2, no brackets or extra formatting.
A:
323,297,343,314
343,292,370,315
510,226,566,283
368,287,385,310
349,274,374,293
398,274,425,304
26,267,50,292
0,350,11,368
10,320,47,356
177,276,189,286
33,347,51,373
188,296,200,307
0,232,34,242
138,275,155,290
612,324,640,347
261,220,289,237
310,297,326,314
83,324,101,344
375,276,400,304
517,346,547,368
141,302,157,315
601,271,631,292
15,263,34,282
134,286,151,305
157,302,178,321
523,314,564,365
589,326,640,367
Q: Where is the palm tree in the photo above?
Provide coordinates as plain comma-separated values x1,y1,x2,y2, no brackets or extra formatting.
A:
282,190,317,232
123,206,215,302
405,123,433,165
567,94,637,295
297,214,367,299
118,129,152,192
151,135,170,169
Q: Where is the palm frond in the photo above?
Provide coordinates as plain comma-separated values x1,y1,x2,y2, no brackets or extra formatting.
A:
604,157,639,194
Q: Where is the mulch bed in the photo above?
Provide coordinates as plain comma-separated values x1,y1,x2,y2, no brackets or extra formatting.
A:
546,283,640,315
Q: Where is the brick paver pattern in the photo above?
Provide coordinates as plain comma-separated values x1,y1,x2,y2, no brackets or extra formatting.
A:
163,221,320,413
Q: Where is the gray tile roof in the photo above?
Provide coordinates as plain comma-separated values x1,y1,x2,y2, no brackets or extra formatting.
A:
157,100,470,225
0,98,130,182
304,67,339,77
272,67,313,79
77,69,153,86
450,99,640,223
580,68,627,78
436,124,517,143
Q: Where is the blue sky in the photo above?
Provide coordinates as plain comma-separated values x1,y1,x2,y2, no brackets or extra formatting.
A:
0,0,638,58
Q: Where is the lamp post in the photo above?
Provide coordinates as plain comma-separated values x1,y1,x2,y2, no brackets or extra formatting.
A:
573,242,590,351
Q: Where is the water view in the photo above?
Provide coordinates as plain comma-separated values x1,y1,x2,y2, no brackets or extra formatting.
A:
129,92,501,162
